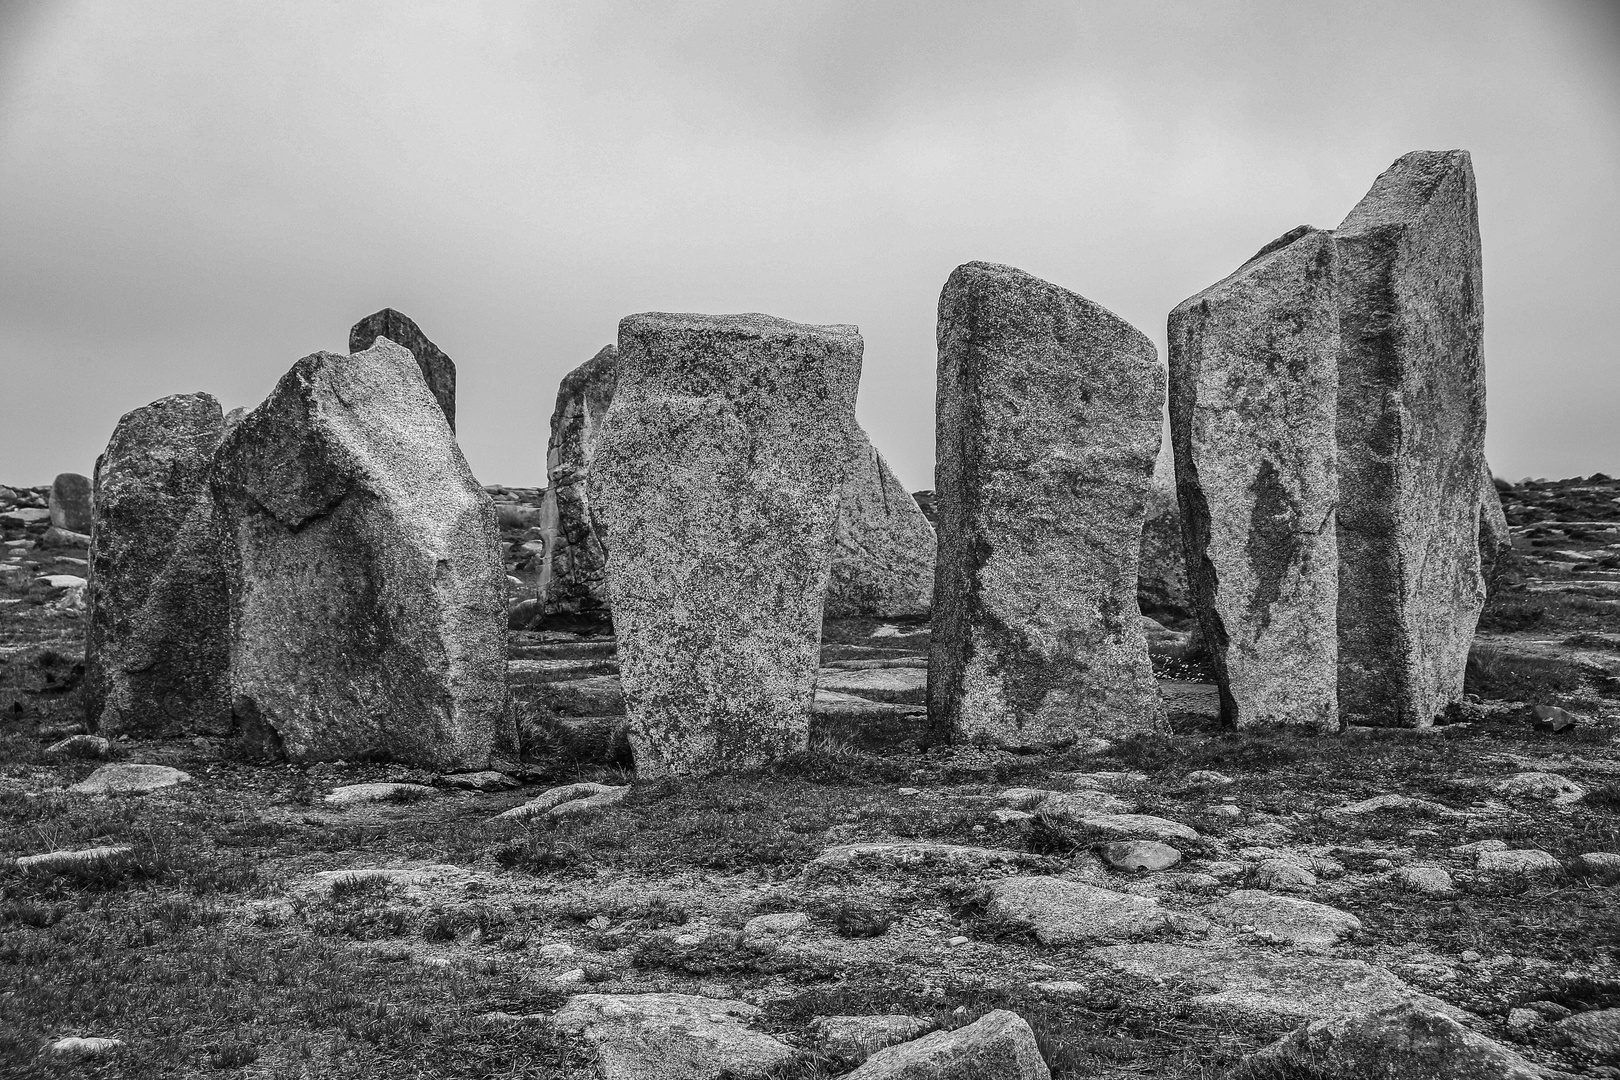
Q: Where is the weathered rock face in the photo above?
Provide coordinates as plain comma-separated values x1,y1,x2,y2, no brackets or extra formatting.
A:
1138,447,1192,626
930,261,1165,748
211,341,509,769
1236,1003,1546,1080
85,393,232,737
538,345,617,620
1334,150,1487,727
348,308,457,431
1169,226,1341,731
589,312,861,778
1478,459,1511,585
825,427,935,618
844,1009,1050,1080
49,473,93,533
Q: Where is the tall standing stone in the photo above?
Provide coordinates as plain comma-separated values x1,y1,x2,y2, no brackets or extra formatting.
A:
1478,460,1511,585
1169,227,1341,732
349,308,457,431
211,341,509,769
589,313,861,777
85,394,231,737
49,473,93,533
824,427,935,618
1334,150,1486,727
538,345,618,620
1137,446,1192,625
931,262,1165,748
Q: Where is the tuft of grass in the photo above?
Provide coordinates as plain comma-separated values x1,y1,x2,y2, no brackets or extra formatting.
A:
1464,645,1586,701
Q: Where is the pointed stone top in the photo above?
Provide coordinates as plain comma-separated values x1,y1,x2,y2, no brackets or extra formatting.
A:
347,308,457,430
1337,149,1475,235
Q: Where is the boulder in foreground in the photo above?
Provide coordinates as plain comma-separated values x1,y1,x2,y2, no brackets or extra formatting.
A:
844,1009,1051,1079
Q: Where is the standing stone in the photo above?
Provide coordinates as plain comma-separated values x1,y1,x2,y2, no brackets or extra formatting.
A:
1334,150,1486,727
538,345,618,621
1479,459,1511,585
931,262,1165,748
211,341,509,769
85,394,231,737
1137,446,1192,625
824,427,935,618
589,312,861,778
49,473,93,533
1169,226,1340,732
349,308,457,431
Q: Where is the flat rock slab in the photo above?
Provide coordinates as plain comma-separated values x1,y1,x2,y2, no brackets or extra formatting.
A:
802,842,1058,881
985,876,1204,945
1088,943,1467,1024
844,1009,1050,1080
69,764,190,795
439,770,520,792
323,783,437,805
931,261,1165,748
1206,890,1362,948
1559,1008,1620,1058
1490,772,1586,805
16,845,132,874
1334,794,1463,818
495,781,625,821
1475,849,1560,877
1056,812,1198,842
1235,1003,1545,1080
302,863,478,899
1101,841,1182,872
1034,790,1139,819
45,734,111,758
550,993,795,1080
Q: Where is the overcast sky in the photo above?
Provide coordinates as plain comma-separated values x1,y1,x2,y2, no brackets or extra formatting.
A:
2,1,1617,491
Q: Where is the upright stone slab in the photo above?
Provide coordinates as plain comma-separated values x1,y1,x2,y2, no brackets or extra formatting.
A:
1478,459,1511,585
349,308,457,431
824,427,935,618
49,473,93,533
211,341,509,769
589,312,861,777
1138,447,1191,625
1334,150,1487,727
85,394,231,737
931,262,1165,748
538,345,618,620
1169,227,1341,732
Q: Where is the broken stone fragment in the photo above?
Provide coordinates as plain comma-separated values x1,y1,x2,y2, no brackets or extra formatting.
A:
843,1008,1051,1080
810,1014,935,1063
931,261,1165,749
984,876,1205,946
68,763,190,795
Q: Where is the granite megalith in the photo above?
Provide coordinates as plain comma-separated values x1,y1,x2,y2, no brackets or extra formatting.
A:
588,312,861,778
85,393,232,737
1334,150,1487,727
1478,459,1511,586
537,344,618,621
824,426,935,618
49,473,93,533
931,261,1166,748
1138,447,1192,626
1169,226,1341,731
348,308,457,431
211,341,510,769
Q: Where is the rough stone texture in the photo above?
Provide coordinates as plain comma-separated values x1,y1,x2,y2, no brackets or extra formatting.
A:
69,763,190,795
1396,865,1457,896
50,472,93,533
1169,226,1340,731
931,261,1165,748
1559,1008,1620,1059
1334,150,1487,727
1048,812,1198,842
1475,849,1560,877
588,312,861,777
1101,840,1182,872
85,393,232,738
1088,943,1466,1023
1492,771,1585,804
211,341,510,770
1236,1003,1546,1080
985,876,1196,945
322,783,437,805
1479,460,1511,584
348,308,457,430
811,1015,935,1062
825,426,936,618
1138,449,1192,625
550,993,794,1080
802,842,1057,881
538,344,618,621
843,1009,1051,1080
1207,890,1362,948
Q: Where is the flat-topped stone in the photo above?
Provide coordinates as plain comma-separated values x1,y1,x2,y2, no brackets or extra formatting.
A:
551,992,794,1080
803,842,1057,880
17,845,132,874
1207,890,1362,948
843,1009,1050,1079
1235,1003,1545,1080
985,876,1204,945
323,783,437,805
69,763,190,795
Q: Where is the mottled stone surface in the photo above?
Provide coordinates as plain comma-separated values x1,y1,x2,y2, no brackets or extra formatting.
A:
49,472,93,533
552,993,794,1080
1138,448,1192,624
589,312,861,777
348,308,457,430
1334,150,1487,727
844,1009,1050,1080
1236,1003,1545,1080
211,341,509,769
931,261,1165,748
538,345,617,620
825,427,936,618
1169,226,1340,731
86,393,231,737
1479,460,1511,584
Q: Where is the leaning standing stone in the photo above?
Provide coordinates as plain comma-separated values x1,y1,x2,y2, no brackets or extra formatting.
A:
86,393,232,737
1334,150,1487,727
211,341,510,769
931,262,1165,748
1169,226,1340,731
1478,459,1510,584
824,426,935,618
538,344,618,620
349,308,458,431
589,312,861,777
49,473,93,533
